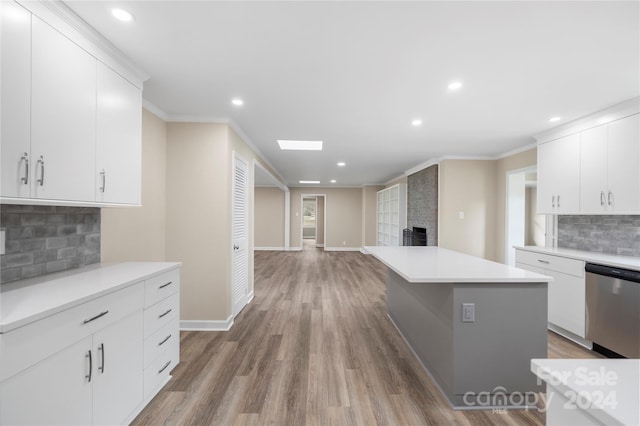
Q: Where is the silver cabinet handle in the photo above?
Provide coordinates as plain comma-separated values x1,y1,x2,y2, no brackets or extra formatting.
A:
158,360,171,374
98,343,105,373
537,259,550,264
551,195,556,208
158,308,172,319
36,155,45,186
600,191,605,206
233,244,239,250
158,334,172,347
20,153,29,184
557,195,560,208
159,281,173,289
86,350,92,382
83,310,109,324
100,169,106,193
608,191,613,206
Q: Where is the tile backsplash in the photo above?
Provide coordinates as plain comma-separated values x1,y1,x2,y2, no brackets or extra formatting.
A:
0,205,100,284
558,215,640,257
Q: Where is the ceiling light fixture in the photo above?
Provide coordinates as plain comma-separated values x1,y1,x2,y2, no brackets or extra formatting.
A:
277,140,323,151
111,8,134,22
330,179,336,183
412,119,422,126
299,180,320,184
448,81,463,91
231,99,243,106
337,162,346,167
549,116,562,123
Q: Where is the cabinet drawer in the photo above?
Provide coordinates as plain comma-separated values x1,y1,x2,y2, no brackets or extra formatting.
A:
144,268,180,308
0,283,144,383
144,292,179,338
144,317,179,368
515,250,584,277
143,341,179,400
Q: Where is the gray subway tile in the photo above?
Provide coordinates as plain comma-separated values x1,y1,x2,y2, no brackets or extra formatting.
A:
21,263,45,279
1,267,21,284
3,253,34,268
45,260,68,274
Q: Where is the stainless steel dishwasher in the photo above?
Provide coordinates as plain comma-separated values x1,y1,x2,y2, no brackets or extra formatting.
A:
585,263,640,358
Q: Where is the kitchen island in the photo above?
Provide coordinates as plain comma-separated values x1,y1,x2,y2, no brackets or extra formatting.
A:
365,246,552,409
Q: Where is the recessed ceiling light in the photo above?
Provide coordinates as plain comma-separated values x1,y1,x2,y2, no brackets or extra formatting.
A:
549,116,562,123
277,140,323,151
330,179,336,183
111,8,134,22
411,119,422,126
448,81,463,91
231,99,243,106
337,162,346,167
299,180,320,184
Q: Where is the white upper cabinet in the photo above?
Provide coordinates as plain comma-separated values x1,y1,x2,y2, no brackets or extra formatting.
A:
580,114,640,213
580,125,608,213
0,1,31,199
96,63,142,205
607,114,640,212
31,17,97,202
0,1,143,206
537,133,581,214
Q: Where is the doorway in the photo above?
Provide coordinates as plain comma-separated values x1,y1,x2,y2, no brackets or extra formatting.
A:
505,167,546,266
300,194,326,250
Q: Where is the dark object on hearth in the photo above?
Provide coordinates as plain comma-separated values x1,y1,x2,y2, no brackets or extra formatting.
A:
412,227,427,246
403,228,412,246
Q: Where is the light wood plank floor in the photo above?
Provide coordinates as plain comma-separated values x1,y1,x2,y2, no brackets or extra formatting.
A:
133,246,602,425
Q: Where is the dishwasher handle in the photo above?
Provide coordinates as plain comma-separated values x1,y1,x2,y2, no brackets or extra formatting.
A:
586,263,640,283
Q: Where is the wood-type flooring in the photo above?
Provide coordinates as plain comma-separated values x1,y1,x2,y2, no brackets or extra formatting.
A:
133,244,602,425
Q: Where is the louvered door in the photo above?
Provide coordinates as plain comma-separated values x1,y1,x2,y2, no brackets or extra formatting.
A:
231,152,249,317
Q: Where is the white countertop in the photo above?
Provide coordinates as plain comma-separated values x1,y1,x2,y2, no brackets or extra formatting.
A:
516,246,640,272
531,359,640,426
0,262,181,333
364,246,551,283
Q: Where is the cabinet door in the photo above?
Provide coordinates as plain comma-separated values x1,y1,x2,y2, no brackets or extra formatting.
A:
0,1,31,198
537,134,580,213
96,62,142,205
547,270,585,338
580,125,608,213
93,310,144,426
607,114,640,212
0,336,93,426
31,17,96,202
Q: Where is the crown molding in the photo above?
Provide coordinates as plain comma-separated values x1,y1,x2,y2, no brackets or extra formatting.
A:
142,99,169,121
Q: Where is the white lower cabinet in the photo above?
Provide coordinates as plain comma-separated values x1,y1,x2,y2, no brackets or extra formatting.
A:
0,264,181,425
516,249,586,339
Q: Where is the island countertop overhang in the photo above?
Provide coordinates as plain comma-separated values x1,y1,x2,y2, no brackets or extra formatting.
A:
364,246,552,284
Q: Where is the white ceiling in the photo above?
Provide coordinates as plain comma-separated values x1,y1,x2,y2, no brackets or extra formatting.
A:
64,1,640,187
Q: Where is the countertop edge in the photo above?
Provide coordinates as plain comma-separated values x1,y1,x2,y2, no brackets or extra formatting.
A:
515,246,640,272
0,262,182,334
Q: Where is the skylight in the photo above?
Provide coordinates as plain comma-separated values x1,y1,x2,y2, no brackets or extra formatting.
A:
277,140,323,151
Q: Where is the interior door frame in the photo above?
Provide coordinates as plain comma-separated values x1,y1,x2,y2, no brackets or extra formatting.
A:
504,165,537,266
231,151,249,318
299,193,326,249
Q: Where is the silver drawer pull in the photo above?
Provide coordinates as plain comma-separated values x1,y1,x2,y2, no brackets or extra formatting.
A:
159,281,173,289
83,310,109,324
158,334,172,346
158,360,171,374
537,259,550,264
158,309,172,319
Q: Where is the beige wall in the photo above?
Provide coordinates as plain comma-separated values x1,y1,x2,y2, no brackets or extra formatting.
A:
362,185,384,246
317,196,325,245
101,108,167,262
494,148,537,263
438,160,497,260
254,187,285,248
289,187,362,249
166,122,230,321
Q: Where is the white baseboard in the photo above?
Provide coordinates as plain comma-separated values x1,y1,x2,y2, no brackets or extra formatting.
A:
360,247,369,254
254,246,286,251
324,247,362,252
248,291,255,304
316,244,325,248
288,247,302,251
180,316,234,331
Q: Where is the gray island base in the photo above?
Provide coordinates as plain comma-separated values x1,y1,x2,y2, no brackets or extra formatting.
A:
366,246,550,410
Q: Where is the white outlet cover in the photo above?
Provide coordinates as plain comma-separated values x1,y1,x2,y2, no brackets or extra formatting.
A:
459,211,465,219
